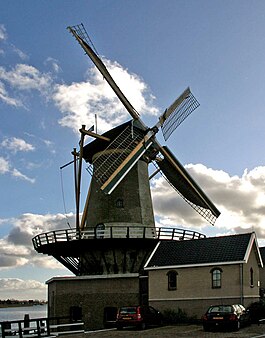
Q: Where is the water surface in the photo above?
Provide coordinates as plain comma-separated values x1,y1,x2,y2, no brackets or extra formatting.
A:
0,304,47,322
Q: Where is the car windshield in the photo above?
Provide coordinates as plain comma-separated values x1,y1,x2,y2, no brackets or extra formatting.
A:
208,305,232,313
119,307,137,315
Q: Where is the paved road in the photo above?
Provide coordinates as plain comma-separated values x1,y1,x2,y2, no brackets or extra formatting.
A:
65,324,265,337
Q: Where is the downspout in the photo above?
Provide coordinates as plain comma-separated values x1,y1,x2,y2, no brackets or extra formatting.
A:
240,263,244,305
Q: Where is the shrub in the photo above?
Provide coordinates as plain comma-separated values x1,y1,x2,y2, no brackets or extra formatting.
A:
163,308,195,324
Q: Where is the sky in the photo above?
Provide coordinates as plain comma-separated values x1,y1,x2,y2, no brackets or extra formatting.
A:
1,0,265,300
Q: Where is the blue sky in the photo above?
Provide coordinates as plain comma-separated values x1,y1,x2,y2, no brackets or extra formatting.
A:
1,0,265,300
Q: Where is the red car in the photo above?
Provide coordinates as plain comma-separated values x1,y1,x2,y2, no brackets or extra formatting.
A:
116,305,163,330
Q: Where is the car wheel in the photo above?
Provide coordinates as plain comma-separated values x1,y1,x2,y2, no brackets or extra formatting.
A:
203,324,210,332
234,321,240,331
139,322,146,330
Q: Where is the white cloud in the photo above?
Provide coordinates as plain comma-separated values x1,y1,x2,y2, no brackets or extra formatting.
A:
0,213,75,272
0,278,46,300
12,168,35,183
0,24,7,41
0,80,22,107
13,212,74,234
0,156,35,183
1,137,35,153
11,45,28,60
0,63,54,107
0,64,52,92
0,27,53,107
53,59,159,134
0,278,45,291
45,57,61,73
152,164,265,241
0,157,10,174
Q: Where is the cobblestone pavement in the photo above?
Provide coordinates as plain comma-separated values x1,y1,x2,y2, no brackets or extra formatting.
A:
64,324,265,338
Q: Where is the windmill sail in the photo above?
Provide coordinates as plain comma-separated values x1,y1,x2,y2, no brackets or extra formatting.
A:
68,24,140,120
157,146,220,225
160,88,200,141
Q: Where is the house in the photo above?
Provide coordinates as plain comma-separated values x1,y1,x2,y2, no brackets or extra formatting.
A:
144,232,262,319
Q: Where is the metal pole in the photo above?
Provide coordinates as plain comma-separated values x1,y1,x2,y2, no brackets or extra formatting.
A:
76,125,86,230
240,263,244,305
80,184,91,230
73,148,78,229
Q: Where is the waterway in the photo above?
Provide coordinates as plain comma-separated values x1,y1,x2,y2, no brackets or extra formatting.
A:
0,304,47,322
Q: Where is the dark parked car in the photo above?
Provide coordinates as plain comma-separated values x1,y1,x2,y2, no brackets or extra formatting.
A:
247,301,265,323
202,304,250,331
116,305,163,330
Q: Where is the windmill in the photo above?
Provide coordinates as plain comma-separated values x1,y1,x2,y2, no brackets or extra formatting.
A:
33,24,220,276
68,24,220,225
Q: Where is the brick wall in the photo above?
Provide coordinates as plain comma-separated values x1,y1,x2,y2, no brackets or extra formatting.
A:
47,274,140,330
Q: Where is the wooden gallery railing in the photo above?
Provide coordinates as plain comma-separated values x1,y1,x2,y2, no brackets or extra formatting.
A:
32,226,206,250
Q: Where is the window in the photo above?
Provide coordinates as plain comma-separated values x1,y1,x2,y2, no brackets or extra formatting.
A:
116,199,124,208
250,267,254,287
167,270,178,290
95,223,105,239
211,268,222,288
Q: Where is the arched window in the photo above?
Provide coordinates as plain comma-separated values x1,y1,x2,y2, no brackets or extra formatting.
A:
116,198,124,208
167,270,178,290
250,267,254,287
95,223,105,239
211,268,222,288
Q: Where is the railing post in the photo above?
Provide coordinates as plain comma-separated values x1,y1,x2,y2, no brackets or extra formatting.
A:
24,314,30,335
18,322,22,338
36,319,40,336
1,323,6,338
157,227,161,239
110,226,113,238
126,227,129,238
46,318,50,336
66,229,69,241
143,227,146,239
171,228,175,240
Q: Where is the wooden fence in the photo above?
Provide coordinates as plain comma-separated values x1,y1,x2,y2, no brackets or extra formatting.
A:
0,316,84,337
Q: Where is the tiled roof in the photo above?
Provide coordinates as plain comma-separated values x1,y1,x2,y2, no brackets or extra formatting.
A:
145,233,253,269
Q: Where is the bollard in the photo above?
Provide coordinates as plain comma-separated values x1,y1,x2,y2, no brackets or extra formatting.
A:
24,314,30,334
